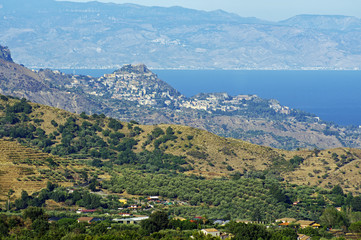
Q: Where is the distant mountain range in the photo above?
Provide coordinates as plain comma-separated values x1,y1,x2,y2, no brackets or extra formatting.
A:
1,0,361,69
2,45,361,150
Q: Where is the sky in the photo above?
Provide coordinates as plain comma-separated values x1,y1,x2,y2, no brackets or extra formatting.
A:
64,0,361,21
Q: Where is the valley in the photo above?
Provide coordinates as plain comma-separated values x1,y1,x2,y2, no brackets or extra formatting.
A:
0,1,361,236
0,95,360,239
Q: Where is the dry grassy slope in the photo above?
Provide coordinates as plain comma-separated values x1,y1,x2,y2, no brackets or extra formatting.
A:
138,124,283,177
136,108,351,150
0,100,106,202
0,135,109,203
0,59,50,91
16,100,288,177
0,138,76,202
28,102,134,142
283,148,361,193
2,99,361,196
136,125,361,192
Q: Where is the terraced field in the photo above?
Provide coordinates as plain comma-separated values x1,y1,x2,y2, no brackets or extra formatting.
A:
0,138,89,202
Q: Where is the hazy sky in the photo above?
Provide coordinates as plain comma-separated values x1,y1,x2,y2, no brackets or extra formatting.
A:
64,0,361,21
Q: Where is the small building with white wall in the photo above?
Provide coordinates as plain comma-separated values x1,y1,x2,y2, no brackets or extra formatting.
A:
201,228,220,237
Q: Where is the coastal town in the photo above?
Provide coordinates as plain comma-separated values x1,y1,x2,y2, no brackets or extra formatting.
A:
57,64,292,116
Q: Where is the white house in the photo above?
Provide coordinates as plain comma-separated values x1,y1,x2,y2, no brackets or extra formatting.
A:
201,228,220,237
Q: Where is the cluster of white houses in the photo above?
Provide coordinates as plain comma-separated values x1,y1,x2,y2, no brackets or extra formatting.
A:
62,66,292,116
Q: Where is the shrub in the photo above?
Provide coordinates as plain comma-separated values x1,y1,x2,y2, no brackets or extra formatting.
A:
187,150,208,160
108,118,123,131
152,127,165,138
226,165,234,171
80,112,89,119
0,95,8,101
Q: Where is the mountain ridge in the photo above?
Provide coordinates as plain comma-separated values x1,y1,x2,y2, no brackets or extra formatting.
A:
280,14,361,30
0,46,12,62
0,50,104,114
1,0,361,69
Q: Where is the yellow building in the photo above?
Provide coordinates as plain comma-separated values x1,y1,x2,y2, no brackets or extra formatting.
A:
119,199,127,204
173,216,187,221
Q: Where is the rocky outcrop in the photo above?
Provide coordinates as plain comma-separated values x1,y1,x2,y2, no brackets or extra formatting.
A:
0,46,13,62
0,46,103,115
117,64,151,74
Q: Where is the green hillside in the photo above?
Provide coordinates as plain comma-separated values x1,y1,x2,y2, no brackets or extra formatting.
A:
1,95,361,224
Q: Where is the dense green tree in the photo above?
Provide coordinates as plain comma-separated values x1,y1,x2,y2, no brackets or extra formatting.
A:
51,119,58,127
57,218,77,230
349,221,361,233
141,211,169,235
289,155,304,168
7,98,32,114
166,127,174,135
345,192,354,206
270,227,297,240
0,217,9,237
352,196,361,212
269,184,290,204
7,189,14,211
23,207,47,222
90,222,111,235
298,226,320,238
4,112,19,124
319,207,349,229
108,118,123,131
91,158,103,167
79,112,89,119
89,178,98,192
32,218,50,236
332,185,344,196
151,127,165,138
0,95,8,101
14,190,30,209
251,208,262,222
226,221,271,240
47,181,57,192
169,219,197,230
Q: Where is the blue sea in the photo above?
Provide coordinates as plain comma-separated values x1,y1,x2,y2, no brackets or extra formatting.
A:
59,69,361,126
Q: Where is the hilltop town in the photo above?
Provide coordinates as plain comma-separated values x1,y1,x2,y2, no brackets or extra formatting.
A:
56,64,292,116
22,63,360,150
